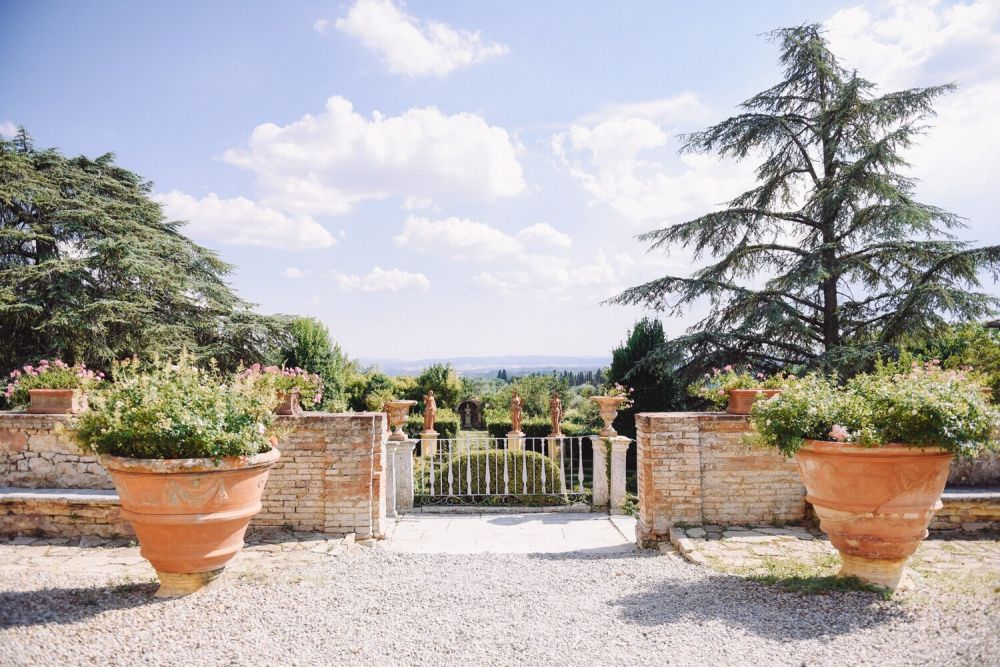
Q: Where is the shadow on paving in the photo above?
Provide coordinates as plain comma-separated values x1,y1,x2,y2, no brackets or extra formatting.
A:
0,582,162,628
609,571,913,641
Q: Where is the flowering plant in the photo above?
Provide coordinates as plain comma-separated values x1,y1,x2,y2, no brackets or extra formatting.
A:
4,360,104,408
602,382,635,410
237,364,323,408
748,369,999,457
689,364,790,409
69,353,279,459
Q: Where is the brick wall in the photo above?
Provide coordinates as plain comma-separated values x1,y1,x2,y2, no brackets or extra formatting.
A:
0,412,389,539
635,412,807,546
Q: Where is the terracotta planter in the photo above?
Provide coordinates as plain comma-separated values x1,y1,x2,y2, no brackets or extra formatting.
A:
275,389,301,416
100,447,280,597
795,439,952,590
27,388,88,414
385,399,417,441
592,396,625,436
726,388,781,415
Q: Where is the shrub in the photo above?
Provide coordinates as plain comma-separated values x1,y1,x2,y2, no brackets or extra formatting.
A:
69,353,279,459
237,363,323,410
404,408,459,439
749,368,999,457
426,449,565,499
4,359,104,407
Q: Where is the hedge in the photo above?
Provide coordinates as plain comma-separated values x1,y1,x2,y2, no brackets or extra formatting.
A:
485,418,590,439
403,408,459,439
422,449,565,500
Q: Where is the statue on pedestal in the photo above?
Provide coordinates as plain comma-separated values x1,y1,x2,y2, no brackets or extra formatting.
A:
549,392,563,436
510,389,523,434
423,391,437,433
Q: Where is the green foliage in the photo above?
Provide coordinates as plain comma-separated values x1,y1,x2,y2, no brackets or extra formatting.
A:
237,364,324,410
277,317,349,411
904,323,1000,400
485,374,571,419
749,369,999,457
345,370,395,412
4,359,104,407
69,353,278,459
423,449,565,498
689,364,792,410
414,363,461,409
609,26,1000,379
0,130,289,375
608,319,685,435
404,408,459,439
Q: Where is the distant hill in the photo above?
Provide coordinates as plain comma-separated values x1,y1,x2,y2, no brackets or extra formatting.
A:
357,355,610,378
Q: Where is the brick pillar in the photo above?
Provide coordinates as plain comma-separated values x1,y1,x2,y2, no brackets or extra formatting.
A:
395,440,416,512
590,436,609,509
609,436,630,514
635,413,702,547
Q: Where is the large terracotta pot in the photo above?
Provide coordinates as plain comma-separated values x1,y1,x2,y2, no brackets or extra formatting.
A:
726,388,780,415
28,388,88,414
795,439,952,590
101,447,280,597
592,396,625,436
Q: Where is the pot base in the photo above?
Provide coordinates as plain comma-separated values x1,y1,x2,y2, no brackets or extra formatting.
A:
838,554,909,591
154,568,225,598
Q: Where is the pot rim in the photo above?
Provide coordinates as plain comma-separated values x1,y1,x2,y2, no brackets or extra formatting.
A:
728,388,781,394
799,439,951,456
99,446,280,473
28,388,82,394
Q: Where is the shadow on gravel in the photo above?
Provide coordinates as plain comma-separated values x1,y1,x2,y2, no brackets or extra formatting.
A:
527,545,651,560
0,582,162,628
610,573,912,640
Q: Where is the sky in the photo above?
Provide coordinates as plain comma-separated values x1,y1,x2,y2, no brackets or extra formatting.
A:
2,0,999,360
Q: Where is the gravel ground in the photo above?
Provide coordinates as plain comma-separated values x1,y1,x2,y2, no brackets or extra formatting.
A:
1,545,997,667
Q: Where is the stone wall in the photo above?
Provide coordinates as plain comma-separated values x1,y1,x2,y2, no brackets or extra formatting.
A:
930,490,1000,532
0,412,389,539
635,413,807,546
0,414,113,489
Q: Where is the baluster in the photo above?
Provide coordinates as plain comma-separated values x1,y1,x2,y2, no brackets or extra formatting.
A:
447,438,454,496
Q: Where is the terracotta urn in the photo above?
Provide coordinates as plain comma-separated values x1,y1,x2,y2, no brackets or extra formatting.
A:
794,439,952,590
274,389,301,416
592,396,625,437
726,388,781,415
100,447,280,597
385,399,417,441
27,388,88,414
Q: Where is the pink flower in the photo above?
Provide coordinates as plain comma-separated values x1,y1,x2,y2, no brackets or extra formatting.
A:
717,389,726,396
829,424,851,442
39,359,49,366
313,393,322,404
724,365,733,372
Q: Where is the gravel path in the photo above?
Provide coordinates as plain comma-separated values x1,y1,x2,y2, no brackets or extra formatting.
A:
1,545,997,666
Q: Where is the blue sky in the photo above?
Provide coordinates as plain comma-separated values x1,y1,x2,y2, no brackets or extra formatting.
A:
2,0,998,359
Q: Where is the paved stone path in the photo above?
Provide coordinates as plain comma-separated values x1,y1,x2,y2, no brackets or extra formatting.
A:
387,512,637,553
669,524,1000,594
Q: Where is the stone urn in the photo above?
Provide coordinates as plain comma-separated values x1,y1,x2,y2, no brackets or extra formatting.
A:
100,447,280,597
28,388,88,414
592,396,626,437
385,399,417,441
726,388,781,415
795,439,952,590
275,389,301,416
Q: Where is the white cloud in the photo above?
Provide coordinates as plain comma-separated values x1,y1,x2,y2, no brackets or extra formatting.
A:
392,215,522,260
335,0,509,77
313,18,330,34
516,223,572,248
281,268,308,278
0,121,17,136
553,99,754,225
223,96,525,216
472,250,633,296
334,266,430,292
154,191,336,250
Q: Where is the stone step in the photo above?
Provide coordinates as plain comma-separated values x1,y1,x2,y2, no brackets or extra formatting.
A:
0,486,132,538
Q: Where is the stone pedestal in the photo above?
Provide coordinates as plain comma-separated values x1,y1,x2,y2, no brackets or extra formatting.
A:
507,431,525,452
590,436,609,508
420,430,439,458
384,441,399,518
395,440,416,512
546,435,562,460
609,436,630,514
